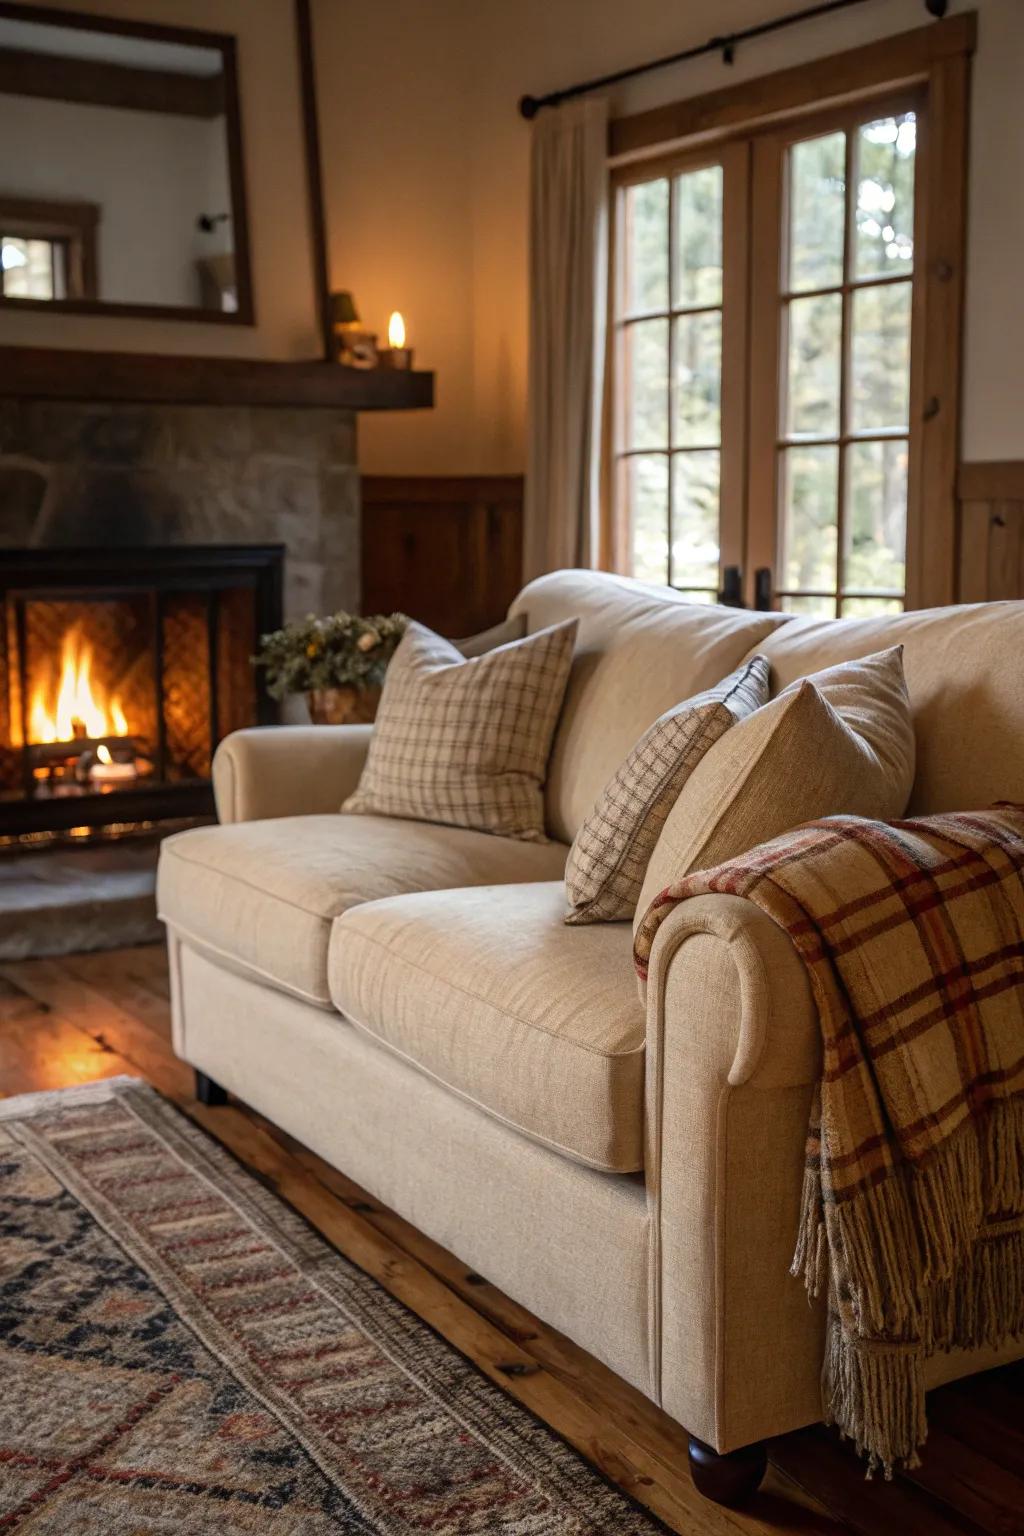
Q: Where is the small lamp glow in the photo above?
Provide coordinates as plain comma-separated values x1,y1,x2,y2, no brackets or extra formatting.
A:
388,311,406,348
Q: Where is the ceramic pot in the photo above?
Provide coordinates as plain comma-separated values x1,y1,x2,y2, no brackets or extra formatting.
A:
305,686,381,725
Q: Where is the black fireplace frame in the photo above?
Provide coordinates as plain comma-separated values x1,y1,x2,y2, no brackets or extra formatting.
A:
0,545,283,836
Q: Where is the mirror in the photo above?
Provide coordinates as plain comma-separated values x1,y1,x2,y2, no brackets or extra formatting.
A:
0,4,252,323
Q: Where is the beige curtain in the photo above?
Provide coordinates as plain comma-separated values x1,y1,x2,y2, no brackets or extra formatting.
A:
523,96,609,582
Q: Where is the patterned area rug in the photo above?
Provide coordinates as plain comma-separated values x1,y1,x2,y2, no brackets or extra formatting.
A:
0,1077,662,1533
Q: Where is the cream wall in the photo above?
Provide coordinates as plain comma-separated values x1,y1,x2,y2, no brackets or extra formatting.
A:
0,0,319,358
324,0,1022,473
313,0,477,475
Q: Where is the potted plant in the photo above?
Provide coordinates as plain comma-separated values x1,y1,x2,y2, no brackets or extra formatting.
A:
253,611,407,725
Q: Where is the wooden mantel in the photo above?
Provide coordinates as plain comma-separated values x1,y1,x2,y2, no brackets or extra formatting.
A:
0,345,434,411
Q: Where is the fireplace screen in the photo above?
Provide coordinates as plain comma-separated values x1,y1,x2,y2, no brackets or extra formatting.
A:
0,547,282,836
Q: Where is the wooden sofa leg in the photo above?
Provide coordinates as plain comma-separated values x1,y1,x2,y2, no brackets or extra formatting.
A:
194,1070,228,1107
687,1435,767,1507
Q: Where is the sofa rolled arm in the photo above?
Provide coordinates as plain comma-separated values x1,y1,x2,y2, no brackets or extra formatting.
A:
643,892,826,1454
212,725,372,823
645,893,820,1092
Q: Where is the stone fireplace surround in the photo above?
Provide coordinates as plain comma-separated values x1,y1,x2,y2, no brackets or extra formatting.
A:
0,398,360,624
0,396,361,956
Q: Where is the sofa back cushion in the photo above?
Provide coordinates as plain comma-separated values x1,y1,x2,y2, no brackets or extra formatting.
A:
512,573,1024,837
636,647,915,927
509,571,789,843
745,602,1024,815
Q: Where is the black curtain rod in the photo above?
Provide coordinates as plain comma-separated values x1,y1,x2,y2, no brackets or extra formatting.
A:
518,0,948,119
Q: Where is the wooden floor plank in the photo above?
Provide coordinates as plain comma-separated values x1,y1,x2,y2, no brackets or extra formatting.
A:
899,1423,1024,1536
0,974,138,1094
0,941,1020,1536
62,949,174,1038
769,1426,988,1536
927,1382,1024,1484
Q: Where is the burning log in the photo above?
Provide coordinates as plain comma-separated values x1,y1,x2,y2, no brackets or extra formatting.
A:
27,736,147,770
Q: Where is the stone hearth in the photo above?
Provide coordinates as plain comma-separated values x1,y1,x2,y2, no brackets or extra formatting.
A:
0,400,360,621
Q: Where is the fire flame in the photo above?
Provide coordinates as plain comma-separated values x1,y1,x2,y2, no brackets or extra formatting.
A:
29,628,129,744
387,310,406,348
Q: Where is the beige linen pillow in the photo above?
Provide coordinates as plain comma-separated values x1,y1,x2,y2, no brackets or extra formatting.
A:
635,646,916,932
564,655,771,925
342,618,577,842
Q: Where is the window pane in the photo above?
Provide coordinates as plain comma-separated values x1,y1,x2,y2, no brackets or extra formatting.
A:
671,450,720,589
788,131,846,293
674,164,723,307
855,114,916,280
844,439,907,595
626,455,669,584
840,596,904,617
850,281,911,432
624,179,669,314
781,444,839,592
781,594,836,616
786,292,842,437
2,237,54,299
623,319,668,449
673,311,721,447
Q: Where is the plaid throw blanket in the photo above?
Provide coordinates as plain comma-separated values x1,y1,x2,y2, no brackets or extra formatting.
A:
634,807,1024,1475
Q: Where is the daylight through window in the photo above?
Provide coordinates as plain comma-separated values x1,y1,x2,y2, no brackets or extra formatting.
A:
614,163,725,600
611,97,921,615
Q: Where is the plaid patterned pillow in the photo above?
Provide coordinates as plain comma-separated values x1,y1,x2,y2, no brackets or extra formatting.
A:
564,656,771,924
342,619,577,842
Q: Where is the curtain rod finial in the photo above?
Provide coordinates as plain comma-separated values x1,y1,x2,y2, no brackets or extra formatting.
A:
519,94,541,120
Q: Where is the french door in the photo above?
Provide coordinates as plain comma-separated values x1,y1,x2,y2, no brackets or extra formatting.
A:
609,144,747,602
609,88,930,613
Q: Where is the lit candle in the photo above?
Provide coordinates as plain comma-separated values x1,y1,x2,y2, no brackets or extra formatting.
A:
379,310,413,370
89,743,138,786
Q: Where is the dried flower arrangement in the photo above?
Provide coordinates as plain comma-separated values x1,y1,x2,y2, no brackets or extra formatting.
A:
252,611,407,724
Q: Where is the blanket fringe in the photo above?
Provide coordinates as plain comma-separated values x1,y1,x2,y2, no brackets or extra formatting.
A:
804,1097,1024,1474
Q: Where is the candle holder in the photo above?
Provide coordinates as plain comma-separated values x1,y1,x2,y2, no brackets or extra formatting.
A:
377,346,414,370
379,312,412,369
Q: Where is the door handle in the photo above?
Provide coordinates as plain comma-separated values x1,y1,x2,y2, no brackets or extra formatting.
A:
719,565,744,608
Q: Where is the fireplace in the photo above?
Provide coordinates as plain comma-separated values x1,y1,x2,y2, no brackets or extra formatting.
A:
0,546,282,837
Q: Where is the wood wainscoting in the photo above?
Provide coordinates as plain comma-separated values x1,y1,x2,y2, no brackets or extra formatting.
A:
958,463,1024,602
361,475,524,635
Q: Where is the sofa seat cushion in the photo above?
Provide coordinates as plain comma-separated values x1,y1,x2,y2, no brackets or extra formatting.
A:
158,815,569,1008
328,882,645,1172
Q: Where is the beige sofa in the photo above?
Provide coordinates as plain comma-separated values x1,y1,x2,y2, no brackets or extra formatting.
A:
158,569,1024,1505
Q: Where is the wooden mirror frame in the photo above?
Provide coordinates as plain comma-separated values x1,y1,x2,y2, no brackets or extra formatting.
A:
0,0,254,326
